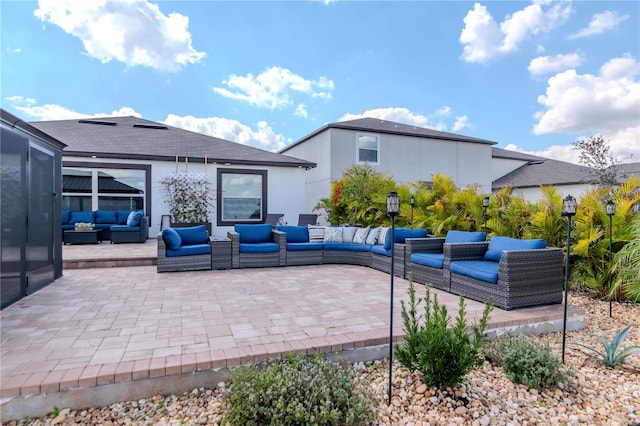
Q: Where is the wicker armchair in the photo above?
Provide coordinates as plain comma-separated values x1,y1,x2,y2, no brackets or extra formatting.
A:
446,241,564,310
227,225,286,268
405,237,449,290
157,233,212,273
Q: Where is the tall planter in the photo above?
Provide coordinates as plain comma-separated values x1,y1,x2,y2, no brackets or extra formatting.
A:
161,173,213,232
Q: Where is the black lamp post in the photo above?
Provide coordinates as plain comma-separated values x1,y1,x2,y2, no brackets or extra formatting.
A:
482,196,490,231
410,195,415,226
386,190,399,405
606,199,616,317
561,194,577,363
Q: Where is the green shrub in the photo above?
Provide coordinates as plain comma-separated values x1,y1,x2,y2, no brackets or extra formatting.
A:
395,280,493,389
485,335,573,390
223,354,376,425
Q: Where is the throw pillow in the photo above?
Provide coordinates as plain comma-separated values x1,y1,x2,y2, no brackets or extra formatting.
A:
377,227,389,246
126,211,143,226
324,227,343,243
162,228,182,250
365,227,380,245
308,225,325,243
342,226,357,243
352,227,370,244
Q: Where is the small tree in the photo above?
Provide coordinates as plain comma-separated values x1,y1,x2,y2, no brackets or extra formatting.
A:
572,135,627,188
160,173,213,223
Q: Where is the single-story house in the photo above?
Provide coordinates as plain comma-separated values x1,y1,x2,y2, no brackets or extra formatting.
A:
30,116,316,237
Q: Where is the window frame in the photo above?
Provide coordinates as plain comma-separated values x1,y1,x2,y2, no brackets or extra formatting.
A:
356,133,380,164
216,168,268,226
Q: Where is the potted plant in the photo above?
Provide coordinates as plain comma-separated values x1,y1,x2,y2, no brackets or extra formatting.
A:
160,173,213,234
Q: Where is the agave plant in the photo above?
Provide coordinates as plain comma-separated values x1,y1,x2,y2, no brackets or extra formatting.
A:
572,325,640,368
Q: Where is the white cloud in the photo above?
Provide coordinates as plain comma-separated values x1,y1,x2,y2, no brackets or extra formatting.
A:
568,10,629,39
34,0,205,72
338,107,472,133
528,52,584,75
534,54,640,136
460,1,572,63
213,66,334,110
295,104,308,118
163,114,288,152
7,96,142,120
5,47,21,53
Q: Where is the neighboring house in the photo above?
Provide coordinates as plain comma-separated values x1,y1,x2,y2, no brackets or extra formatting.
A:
491,147,597,202
30,116,316,237
280,117,497,217
616,162,640,180
1,109,65,309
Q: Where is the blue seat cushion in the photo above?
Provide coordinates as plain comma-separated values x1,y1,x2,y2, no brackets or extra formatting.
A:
235,224,273,243
286,242,324,251
166,244,212,258
445,230,487,243
126,210,144,226
70,211,95,224
483,237,547,262
411,253,444,269
240,242,280,253
324,242,372,252
162,228,183,250
110,225,140,232
175,225,208,245
278,225,309,243
371,245,392,256
95,210,118,224
450,260,499,284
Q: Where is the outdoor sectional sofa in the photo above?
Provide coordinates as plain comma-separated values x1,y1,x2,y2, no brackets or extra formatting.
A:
62,209,149,243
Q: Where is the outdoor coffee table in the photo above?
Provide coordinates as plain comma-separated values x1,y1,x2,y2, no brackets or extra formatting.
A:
64,229,103,245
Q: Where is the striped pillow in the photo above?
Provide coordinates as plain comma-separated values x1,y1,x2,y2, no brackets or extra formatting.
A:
377,227,389,246
308,225,325,243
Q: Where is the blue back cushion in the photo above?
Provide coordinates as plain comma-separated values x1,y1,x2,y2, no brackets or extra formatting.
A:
95,210,117,224
126,211,144,226
162,227,182,250
445,230,487,243
175,225,208,245
384,228,427,250
117,210,131,224
235,224,273,243
483,236,547,262
70,211,95,224
277,225,309,243
62,210,71,224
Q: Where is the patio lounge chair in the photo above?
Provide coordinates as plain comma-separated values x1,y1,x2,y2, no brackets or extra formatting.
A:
157,225,212,272
228,224,286,268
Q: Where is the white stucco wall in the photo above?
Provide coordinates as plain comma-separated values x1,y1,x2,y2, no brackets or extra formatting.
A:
62,156,307,237
491,157,528,181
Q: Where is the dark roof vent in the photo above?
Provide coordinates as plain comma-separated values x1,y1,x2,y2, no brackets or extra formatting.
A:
133,123,168,130
527,160,544,165
79,119,116,126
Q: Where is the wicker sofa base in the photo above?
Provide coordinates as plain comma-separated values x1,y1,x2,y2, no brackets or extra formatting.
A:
286,250,323,266
406,263,449,291
370,245,406,278
322,250,372,267
237,252,283,269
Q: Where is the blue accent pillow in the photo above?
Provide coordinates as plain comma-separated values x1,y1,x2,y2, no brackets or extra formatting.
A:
175,225,208,245
162,227,182,250
95,210,117,224
483,236,546,262
70,210,95,224
445,230,487,243
126,211,143,226
277,225,309,243
235,224,273,243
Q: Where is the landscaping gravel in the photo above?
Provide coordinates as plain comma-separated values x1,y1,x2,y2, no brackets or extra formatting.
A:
7,293,639,426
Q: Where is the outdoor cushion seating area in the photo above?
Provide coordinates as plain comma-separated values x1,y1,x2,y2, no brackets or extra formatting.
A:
407,233,563,310
62,209,148,243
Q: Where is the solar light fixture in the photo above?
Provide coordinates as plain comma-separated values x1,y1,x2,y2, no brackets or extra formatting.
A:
386,191,399,405
561,194,577,363
606,199,616,317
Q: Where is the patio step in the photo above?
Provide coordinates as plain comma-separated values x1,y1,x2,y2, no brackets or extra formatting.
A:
63,257,156,269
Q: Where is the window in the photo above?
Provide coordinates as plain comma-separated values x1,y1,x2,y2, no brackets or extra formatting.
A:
357,134,379,163
62,163,150,215
217,169,267,226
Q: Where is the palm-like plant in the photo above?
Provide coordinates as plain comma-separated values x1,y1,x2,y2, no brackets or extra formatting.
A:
611,216,640,301
525,186,566,247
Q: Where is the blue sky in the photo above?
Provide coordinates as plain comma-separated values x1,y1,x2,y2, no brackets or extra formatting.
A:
2,0,638,164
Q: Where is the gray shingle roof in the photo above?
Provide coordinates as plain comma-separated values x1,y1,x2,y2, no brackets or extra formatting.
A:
492,153,596,190
616,162,640,179
281,117,497,153
30,116,315,169
492,147,548,162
